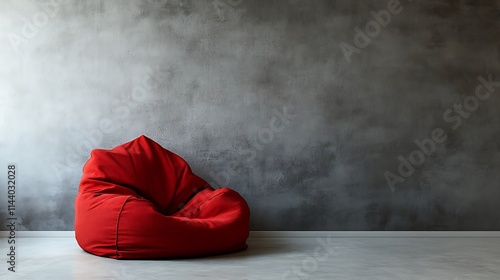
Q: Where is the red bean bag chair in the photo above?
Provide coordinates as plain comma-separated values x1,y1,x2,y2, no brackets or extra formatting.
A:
74,135,250,259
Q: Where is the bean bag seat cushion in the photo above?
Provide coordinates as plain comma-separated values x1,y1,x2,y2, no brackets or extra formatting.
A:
74,135,250,259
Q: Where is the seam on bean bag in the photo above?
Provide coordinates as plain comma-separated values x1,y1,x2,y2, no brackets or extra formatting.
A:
115,195,132,259
178,189,227,214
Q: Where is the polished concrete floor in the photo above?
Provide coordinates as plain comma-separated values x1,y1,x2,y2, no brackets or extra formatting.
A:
1,233,499,280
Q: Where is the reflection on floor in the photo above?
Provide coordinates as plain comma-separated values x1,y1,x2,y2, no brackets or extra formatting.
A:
0,232,499,280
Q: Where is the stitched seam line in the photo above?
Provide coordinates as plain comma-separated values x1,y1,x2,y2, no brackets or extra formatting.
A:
115,196,132,258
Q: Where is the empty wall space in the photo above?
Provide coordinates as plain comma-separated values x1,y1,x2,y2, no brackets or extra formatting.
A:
1,0,499,230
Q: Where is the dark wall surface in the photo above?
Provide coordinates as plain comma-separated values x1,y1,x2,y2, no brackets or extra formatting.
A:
1,0,499,230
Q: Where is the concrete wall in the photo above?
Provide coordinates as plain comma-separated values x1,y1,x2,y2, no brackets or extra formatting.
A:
1,0,499,230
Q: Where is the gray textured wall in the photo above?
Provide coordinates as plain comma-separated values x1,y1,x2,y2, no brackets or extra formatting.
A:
1,0,499,231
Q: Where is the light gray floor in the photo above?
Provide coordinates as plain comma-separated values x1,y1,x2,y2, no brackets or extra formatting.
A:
1,234,499,280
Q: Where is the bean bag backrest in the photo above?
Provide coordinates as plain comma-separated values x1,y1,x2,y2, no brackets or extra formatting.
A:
79,135,209,215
